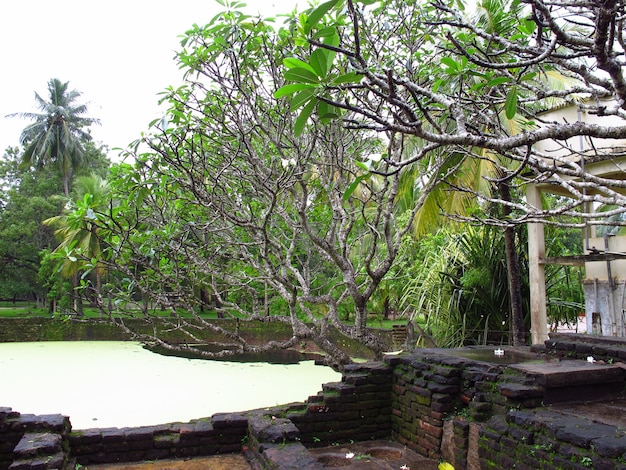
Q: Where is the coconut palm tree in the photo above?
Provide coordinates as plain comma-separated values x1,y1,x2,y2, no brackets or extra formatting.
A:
8,78,100,195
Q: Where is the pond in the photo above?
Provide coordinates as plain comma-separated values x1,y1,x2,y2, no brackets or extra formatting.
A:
0,341,341,430
442,346,546,365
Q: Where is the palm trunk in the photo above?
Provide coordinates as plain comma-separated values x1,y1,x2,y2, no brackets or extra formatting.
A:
63,170,70,197
499,182,526,346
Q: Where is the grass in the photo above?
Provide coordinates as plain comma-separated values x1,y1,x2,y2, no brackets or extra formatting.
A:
0,302,47,317
0,302,217,319
0,301,410,330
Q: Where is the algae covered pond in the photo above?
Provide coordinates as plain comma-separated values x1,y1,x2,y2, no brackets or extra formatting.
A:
0,341,340,429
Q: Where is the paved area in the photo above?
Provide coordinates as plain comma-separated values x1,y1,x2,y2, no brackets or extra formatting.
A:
552,397,626,428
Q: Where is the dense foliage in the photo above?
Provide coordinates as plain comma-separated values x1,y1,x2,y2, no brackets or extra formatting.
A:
10,0,626,363
1,77,109,310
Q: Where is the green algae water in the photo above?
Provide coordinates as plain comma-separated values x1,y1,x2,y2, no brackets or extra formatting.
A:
0,341,340,429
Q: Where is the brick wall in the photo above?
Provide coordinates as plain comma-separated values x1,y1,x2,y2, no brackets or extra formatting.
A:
69,413,248,466
385,350,517,461
0,408,71,470
287,362,393,445
479,409,626,469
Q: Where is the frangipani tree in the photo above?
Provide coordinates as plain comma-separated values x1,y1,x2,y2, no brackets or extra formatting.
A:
279,0,626,222
75,6,461,365
276,0,626,344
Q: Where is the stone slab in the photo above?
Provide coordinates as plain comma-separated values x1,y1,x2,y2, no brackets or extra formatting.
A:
551,397,626,428
12,433,62,458
510,360,625,388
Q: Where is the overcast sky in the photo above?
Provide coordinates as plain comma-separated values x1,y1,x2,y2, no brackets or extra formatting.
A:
0,0,300,161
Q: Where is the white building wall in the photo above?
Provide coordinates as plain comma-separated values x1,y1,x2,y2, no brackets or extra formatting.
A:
584,279,626,336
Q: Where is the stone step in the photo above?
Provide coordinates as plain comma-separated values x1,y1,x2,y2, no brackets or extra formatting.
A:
511,360,624,387
509,360,626,404
8,452,65,470
9,432,66,469
247,412,322,469
12,433,62,459
10,414,70,434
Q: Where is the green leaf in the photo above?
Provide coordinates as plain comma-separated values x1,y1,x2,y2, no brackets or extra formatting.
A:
323,30,340,48
317,100,338,121
283,57,317,74
486,77,511,87
519,18,537,34
314,26,338,39
273,83,315,99
304,0,340,33
343,174,369,201
294,98,317,136
440,57,459,71
520,72,537,81
355,161,369,171
310,49,329,78
290,88,316,110
321,31,339,71
284,67,321,84
505,87,518,119
332,71,362,85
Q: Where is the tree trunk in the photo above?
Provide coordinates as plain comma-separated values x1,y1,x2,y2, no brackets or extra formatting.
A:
354,301,368,337
499,182,526,346
63,173,70,197
382,297,391,320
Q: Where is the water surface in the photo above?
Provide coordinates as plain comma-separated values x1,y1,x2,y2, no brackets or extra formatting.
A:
0,341,340,429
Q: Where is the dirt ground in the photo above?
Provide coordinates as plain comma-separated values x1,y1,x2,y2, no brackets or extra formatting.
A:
85,439,441,469
308,440,440,469
86,454,251,470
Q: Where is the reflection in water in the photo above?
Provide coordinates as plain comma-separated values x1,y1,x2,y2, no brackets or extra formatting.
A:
147,344,324,364
0,341,341,429
444,346,545,365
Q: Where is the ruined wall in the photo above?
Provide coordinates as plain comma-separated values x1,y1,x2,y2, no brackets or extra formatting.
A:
0,408,71,470
479,408,626,469
287,362,393,445
0,408,247,470
69,414,248,466
5,338,626,469
385,350,536,465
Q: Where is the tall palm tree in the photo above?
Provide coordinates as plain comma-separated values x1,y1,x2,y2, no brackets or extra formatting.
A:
8,78,100,195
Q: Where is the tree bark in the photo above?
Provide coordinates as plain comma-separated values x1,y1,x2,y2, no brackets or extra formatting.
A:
499,182,526,346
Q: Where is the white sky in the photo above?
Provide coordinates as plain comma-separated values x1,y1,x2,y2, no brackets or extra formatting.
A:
0,0,300,161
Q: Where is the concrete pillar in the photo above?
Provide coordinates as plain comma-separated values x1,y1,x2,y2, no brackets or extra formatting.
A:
526,184,548,344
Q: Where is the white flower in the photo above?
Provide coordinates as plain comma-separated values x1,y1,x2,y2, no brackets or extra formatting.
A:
281,158,296,168
345,452,355,459
587,356,596,363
